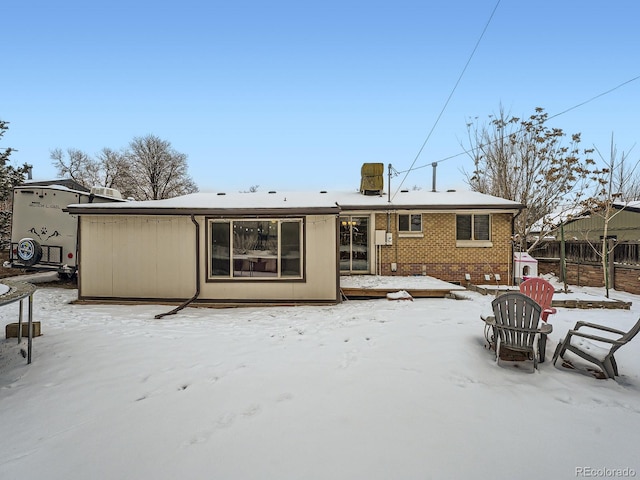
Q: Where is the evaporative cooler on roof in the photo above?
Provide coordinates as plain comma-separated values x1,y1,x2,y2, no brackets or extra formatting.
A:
360,163,384,195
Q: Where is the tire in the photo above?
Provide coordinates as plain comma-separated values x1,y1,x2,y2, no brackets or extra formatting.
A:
16,238,43,266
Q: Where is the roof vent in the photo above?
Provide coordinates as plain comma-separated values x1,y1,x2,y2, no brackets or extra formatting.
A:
90,186,123,199
360,163,384,196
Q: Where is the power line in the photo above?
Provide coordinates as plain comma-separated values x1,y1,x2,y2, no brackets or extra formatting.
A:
396,74,640,176
393,0,501,198
547,75,640,122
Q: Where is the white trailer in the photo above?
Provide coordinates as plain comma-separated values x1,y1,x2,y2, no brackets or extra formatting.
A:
6,183,124,277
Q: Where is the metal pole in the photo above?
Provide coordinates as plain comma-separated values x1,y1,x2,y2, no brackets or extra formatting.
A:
560,223,567,293
17,299,23,344
27,294,33,364
387,163,392,203
606,238,614,298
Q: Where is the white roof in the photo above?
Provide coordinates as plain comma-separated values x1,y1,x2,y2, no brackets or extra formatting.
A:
66,189,523,212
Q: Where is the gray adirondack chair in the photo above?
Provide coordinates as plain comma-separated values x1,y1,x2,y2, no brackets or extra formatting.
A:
552,317,640,379
487,292,546,371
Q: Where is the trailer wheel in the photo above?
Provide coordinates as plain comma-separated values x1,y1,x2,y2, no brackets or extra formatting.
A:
16,238,43,266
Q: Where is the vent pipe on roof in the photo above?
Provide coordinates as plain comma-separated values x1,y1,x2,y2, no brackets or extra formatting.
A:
431,162,437,192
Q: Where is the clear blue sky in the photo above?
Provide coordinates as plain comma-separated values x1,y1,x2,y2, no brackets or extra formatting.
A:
2,0,639,194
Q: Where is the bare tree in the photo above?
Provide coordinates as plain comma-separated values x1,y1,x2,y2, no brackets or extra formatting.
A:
611,142,640,201
51,148,99,187
126,135,198,200
51,147,136,196
94,148,131,191
51,135,198,200
462,106,595,252
578,136,639,297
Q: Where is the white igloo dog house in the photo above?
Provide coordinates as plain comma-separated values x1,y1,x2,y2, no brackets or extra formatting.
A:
514,252,538,284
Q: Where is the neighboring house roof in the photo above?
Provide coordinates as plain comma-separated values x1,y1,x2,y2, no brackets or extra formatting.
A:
613,201,640,213
64,189,524,216
531,201,640,234
530,205,585,234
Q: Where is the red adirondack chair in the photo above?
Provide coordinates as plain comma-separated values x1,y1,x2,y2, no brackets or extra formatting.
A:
519,277,557,322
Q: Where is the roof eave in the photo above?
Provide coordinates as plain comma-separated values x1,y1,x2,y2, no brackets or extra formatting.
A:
337,203,524,212
64,206,341,216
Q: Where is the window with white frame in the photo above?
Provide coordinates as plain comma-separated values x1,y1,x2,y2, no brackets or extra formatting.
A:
398,213,422,233
209,218,303,279
456,214,490,241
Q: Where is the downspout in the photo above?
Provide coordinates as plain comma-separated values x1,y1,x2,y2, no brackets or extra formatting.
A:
511,209,522,286
155,214,201,319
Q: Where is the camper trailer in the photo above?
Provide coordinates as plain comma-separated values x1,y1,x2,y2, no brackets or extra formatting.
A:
6,182,125,277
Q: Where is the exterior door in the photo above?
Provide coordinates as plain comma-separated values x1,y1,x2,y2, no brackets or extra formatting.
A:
339,216,369,273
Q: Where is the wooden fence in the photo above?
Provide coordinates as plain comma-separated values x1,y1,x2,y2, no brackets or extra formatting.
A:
530,240,640,295
530,240,640,266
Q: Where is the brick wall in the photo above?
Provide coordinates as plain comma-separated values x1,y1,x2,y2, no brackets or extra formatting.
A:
375,212,513,285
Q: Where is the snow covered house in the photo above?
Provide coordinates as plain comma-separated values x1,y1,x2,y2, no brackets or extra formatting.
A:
65,172,523,305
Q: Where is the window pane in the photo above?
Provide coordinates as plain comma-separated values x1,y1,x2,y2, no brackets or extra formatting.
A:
351,216,369,271
281,221,301,277
339,217,351,270
411,214,422,232
474,215,490,240
456,215,472,240
233,221,278,277
398,215,409,231
211,222,230,276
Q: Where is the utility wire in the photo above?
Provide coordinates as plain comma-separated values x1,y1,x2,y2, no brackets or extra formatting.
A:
547,75,640,123
396,73,640,176
393,0,501,198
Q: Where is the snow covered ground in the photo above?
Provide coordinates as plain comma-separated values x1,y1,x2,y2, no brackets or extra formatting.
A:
1,277,639,480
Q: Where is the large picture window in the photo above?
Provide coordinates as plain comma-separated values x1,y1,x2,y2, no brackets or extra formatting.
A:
209,219,302,279
456,214,490,242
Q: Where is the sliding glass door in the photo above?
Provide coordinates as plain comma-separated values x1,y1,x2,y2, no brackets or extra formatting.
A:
339,216,369,273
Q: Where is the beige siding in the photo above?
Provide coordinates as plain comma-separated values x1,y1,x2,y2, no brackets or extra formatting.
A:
79,215,196,299
563,209,640,242
79,214,339,303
